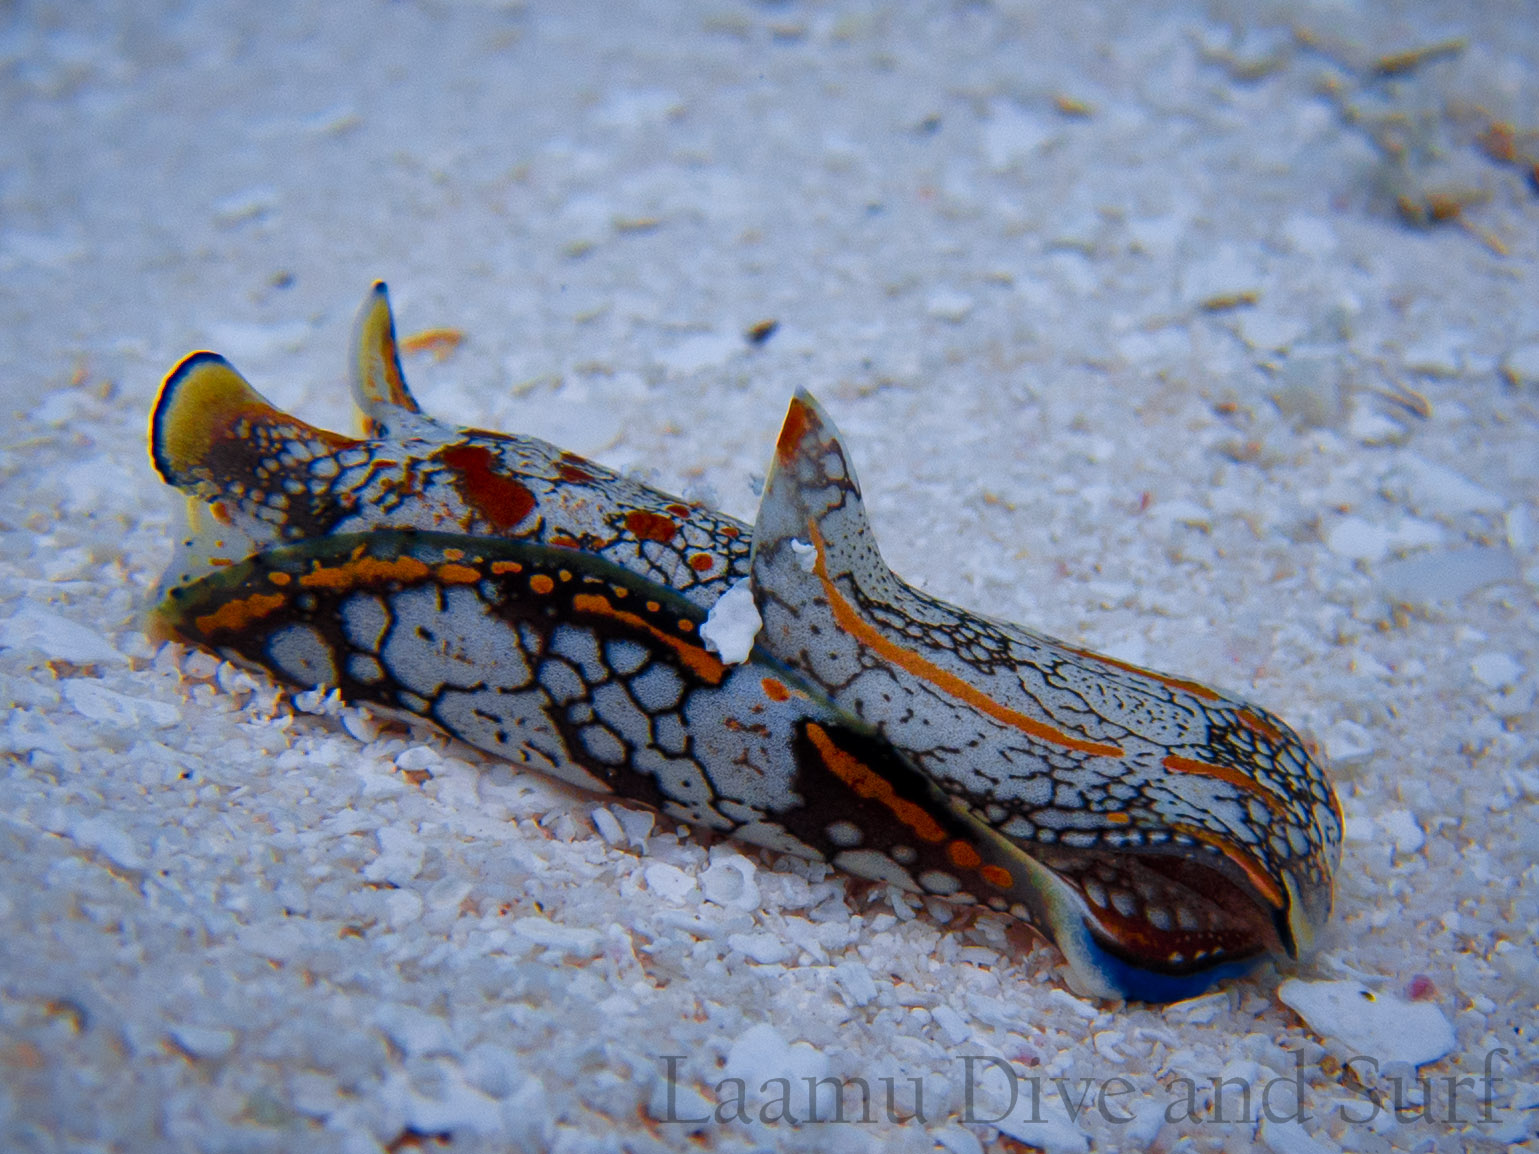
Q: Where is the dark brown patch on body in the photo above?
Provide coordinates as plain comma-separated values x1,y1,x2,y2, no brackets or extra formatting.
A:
441,443,536,531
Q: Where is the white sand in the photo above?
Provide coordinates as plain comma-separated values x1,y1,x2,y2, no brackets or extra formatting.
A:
2,3,1536,1152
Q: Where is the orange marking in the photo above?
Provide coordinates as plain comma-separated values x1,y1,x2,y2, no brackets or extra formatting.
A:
442,548,465,562
529,574,555,595
689,553,715,572
571,593,725,684
435,563,481,585
1162,754,1286,819
399,327,464,361
1058,641,1221,702
721,525,740,539
1236,708,1285,746
1169,819,1286,910
193,591,287,635
558,570,572,582
804,723,946,844
979,864,1013,889
441,443,536,532
298,555,430,590
760,677,791,703
558,463,595,483
490,561,523,574
646,601,660,613
153,353,357,481
677,619,694,632
776,397,813,466
807,524,1126,760
947,841,982,869
625,510,677,543
267,571,291,586
208,558,232,567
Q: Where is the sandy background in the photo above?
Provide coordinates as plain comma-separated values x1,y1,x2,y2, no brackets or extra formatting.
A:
2,2,1536,1151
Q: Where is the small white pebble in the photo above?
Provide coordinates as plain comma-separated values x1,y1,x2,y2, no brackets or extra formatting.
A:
1377,809,1425,855
1325,517,1390,563
926,289,975,322
386,889,424,927
509,917,602,957
1501,341,1539,387
727,932,792,964
644,862,697,904
62,680,181,728
590,807,625,845
396,745,439,772
833,960,878,1006
69,816,145,871
931,1004,971,1045
699,578,761,665
0,606,125,665
699,855,759,909
1323,720,1375,765
1278,979,1454,1067
1471,652,1523,689
1260,1116,1335,1154
169,1024,237,1060
935,1126,985,1154
613,807,655,848
790,539,817,572
340,708,381,743
1047,988,1099,1020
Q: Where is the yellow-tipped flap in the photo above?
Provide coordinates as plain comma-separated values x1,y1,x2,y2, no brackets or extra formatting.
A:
150,352,287,489
148,350,360,596
351,281,423,434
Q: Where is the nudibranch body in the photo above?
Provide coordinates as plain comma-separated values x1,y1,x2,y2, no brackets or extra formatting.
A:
148,284,1341,1003
151,284,749,612
156,528,1072,919
751,392,1343,999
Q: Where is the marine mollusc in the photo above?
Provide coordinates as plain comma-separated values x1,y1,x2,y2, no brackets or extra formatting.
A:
148,284,1341,1002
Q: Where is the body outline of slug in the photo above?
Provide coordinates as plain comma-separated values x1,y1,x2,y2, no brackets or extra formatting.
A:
149,284,1342,1002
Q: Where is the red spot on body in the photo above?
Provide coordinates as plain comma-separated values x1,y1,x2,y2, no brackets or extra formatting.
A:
689,553,715,572
441,444,536,531
721,525,740,538
625,510,677,543
558,463,595,483
761,677,790,702
665,503,692,518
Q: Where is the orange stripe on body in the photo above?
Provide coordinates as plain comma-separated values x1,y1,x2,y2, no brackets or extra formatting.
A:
570,593,726,685
807,524,1125,760
1057,641,1222,702
193,591,287,635
1161,754,1286,818
1236,707,1285,746
1168,820,1287,910
804,722,946,844
435,563,482,585
297,555,430,590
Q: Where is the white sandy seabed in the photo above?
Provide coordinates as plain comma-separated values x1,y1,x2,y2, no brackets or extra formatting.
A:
1,3,1536,1152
